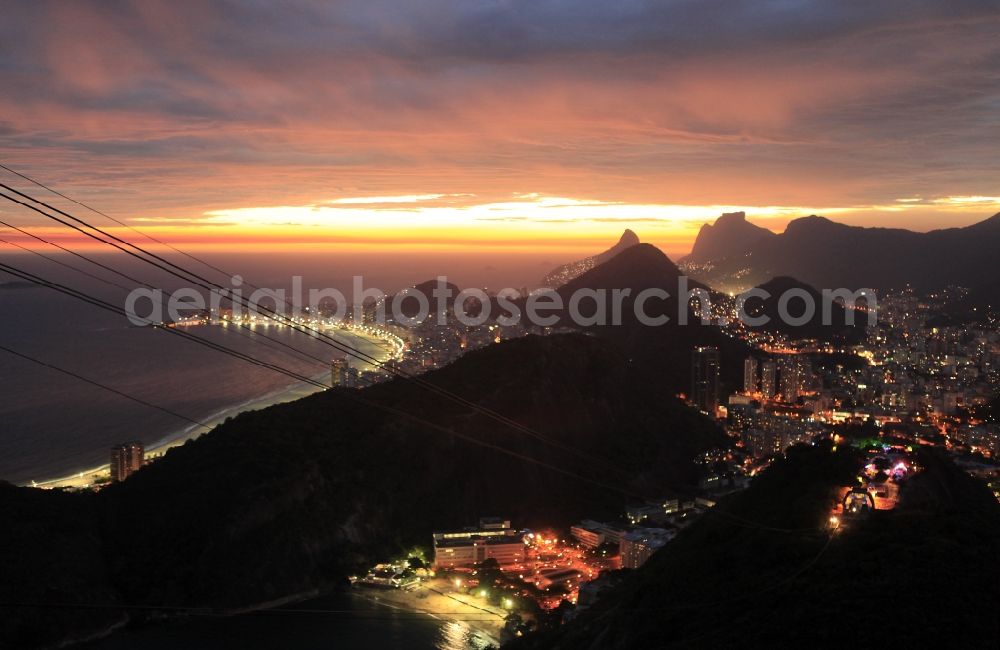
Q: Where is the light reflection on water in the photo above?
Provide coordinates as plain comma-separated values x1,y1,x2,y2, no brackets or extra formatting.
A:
80,591,501,650
437,620,496,650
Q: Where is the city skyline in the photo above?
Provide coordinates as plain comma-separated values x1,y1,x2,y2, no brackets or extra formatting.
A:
2,3,998,649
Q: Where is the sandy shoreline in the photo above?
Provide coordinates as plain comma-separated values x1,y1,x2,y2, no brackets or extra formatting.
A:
29,327,395,489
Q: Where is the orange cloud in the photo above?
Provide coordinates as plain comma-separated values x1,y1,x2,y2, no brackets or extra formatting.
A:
0,1,998,258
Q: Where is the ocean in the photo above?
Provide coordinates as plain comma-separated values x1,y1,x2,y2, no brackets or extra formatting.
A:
0,257,387,485
0,247,567,484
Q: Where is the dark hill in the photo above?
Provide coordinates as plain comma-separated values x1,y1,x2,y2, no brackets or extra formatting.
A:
373,278,461,320
559,243,692,295
740,276,869,343
0,333,726,648
679,211,776,265
974,393,1000,425
511,444,1000,649
555,243,719,332
552,243,748,392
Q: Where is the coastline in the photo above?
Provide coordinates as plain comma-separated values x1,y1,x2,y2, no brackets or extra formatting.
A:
28,327,395,490
71,586,503,650
350,584,505,648
28,376,329,489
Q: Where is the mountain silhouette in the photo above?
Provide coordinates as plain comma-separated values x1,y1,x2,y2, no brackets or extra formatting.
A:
555,243,720,333
369,278,460,320
551,243,747,392
679,211,775,265
560,242,694,296
740,276,868,343
541,229,641,286
682,212,1000,297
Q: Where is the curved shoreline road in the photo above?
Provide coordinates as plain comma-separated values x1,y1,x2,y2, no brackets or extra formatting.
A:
28,326,398,490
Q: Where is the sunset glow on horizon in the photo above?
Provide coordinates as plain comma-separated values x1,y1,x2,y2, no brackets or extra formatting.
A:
1,1,999,259
6,191,1000,260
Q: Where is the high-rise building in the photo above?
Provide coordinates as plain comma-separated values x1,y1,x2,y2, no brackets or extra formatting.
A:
761,360,777,398
110,441,144,482
620,528,674,569
780,357,810,402
743,357,759,394
742,428,783,459
331,358,349,387
779,359,797,402
727,399,758,431
691,347,720,414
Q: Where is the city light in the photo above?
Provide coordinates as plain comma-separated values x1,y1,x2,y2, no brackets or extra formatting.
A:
2,3,999,648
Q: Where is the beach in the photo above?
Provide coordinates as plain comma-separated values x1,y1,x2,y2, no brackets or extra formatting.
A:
28,326,396,490
81,586,503,650
29,377,327,489
351,582,506,648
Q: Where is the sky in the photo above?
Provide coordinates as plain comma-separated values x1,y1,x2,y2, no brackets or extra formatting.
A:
1,0,999,259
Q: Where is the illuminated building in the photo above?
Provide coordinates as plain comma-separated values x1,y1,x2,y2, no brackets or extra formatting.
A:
727,398,758,431
570,522,605,549
761,360,777,398
625,498,680,524
433,535,525,568
330,358,349,387
743,357,759,394
780,358,810,402
570,520,628,547
742,411,814,458
110,441,144,482
691,347,720,414
620,528,674,569
742,429,772,459
432,518,525,568
742,426,786,459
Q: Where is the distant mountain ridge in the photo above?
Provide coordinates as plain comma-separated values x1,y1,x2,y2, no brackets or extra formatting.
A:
541,229,640,286
680,212,1000,298
679,211,776,265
